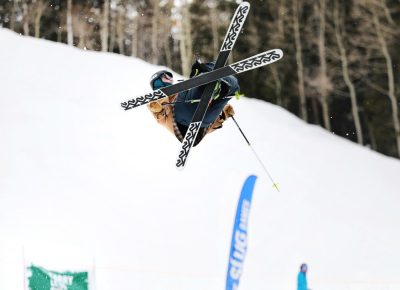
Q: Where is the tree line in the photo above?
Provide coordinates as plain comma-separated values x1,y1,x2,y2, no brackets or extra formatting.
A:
1,0,399,158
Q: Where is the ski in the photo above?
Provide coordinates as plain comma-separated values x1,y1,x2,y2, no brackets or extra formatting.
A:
175,1,250,170
120,49,283,111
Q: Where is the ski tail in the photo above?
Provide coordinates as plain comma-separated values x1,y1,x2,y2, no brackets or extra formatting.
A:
175,2,250,170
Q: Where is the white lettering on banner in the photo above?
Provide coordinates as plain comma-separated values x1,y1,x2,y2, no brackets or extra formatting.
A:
229,199,251,283
229,230,246,280
229,259,242,280
234,231,247,253
239,200,250,231
48,272,73,290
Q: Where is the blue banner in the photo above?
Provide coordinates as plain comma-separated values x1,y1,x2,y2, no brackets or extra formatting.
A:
226,175,257,290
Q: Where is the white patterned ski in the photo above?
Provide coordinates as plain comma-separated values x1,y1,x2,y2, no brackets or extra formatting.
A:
175,2,250,169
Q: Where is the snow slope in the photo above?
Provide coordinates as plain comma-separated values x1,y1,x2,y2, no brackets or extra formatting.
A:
1,28,400,290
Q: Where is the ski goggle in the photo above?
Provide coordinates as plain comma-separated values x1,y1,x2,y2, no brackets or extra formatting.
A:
162,72,173,81
151,72,173,90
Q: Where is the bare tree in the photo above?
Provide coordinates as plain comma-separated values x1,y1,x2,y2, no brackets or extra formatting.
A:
134,6,146,60
180,1,193,76
209,1,219,57
101,0,110,52
116,5,126,55
130,14,138,57
22,0,30,36
333,0,363,144
292,0,307,121
109,6,117,52
74,17,87,49
71,4,97,51
33,0,46,38
150,0,159,63
370,1,400,156
160,1,174,68
10,0,18,31
269,0,287,107
315,0,331,130
67,0,73,45
162,17,172,67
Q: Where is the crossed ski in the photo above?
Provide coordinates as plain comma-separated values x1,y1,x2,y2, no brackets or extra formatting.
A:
120,1,284,170
175,2,249,170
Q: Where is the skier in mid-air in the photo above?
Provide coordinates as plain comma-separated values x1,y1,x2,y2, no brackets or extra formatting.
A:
147,60,240,146
122,1,282,173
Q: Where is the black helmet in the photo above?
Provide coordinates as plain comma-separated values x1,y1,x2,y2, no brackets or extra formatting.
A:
149,70,173,90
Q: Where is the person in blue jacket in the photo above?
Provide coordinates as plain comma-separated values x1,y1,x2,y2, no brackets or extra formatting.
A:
297,263,310,290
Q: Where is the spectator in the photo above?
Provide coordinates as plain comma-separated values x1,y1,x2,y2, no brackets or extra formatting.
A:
297,263,310,290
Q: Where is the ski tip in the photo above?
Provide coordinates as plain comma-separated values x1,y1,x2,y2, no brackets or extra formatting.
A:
270,48,284,58
276,48,284,56
240,1,250,8
175,163,186,171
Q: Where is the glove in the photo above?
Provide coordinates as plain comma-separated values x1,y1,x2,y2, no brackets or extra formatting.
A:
221,104,235,120
149,101,163,113
190,60,212,78
212,104,235,130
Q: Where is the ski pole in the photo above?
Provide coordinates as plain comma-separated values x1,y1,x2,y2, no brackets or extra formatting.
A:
162,96,231,106
231,116,280,192
162,100,199,106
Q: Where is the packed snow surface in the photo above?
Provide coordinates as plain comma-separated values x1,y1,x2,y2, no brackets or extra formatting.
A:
1,29,400,290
